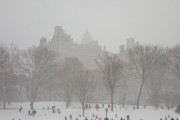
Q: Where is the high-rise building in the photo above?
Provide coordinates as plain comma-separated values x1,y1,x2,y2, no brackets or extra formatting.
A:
120,45,125,55
126,37,135,50
40,26,102,69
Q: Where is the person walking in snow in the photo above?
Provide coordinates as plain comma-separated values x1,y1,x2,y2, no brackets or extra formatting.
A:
65,116,67,120
28,109,31,116
70,114,72,120
126,115,130,120
165,117,167,120
19,106,23,113
32,109,36,116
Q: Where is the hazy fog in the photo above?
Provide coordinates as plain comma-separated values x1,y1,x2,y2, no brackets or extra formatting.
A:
0,0,180,52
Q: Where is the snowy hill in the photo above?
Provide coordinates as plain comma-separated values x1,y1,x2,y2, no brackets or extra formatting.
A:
0,102,179,120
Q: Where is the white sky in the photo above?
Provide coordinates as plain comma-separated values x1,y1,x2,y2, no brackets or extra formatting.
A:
0,0,180,53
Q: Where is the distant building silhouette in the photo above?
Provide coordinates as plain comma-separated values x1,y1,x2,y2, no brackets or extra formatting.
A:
39,26,141,69
40,26,102,69
126,37,135,50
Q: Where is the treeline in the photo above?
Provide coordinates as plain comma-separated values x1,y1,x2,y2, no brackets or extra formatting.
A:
0,43,180,114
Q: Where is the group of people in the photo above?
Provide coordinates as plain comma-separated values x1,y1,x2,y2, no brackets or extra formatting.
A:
160,115,179,120
18,106,36,117
43,105,61,114
64,113,131,120
65,114,73,120
15,104,179,120
28,109,36,116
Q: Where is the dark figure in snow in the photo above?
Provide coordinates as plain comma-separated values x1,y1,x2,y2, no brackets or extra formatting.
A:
28,110,31,116
176,118,179,120
165,117,167,120
115,114,117,118
144,105,146,108
126,115,130,120
65,116,67,120
160,118,162,120
108,104,110,108
32,109,36,116
57,109,61,114
75,117,78,120
70,114,72,120
52,108,56,114
85,104,88,109
171,118,174,120
85,117,88,120
102,104,104,108
95,104,100,110
120,117,123,120
19,106,23,113
89,104,91,109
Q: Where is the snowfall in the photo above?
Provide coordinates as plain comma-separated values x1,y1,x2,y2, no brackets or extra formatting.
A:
0,102,179,120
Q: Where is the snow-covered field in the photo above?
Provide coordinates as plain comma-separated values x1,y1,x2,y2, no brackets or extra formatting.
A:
0,102,179,120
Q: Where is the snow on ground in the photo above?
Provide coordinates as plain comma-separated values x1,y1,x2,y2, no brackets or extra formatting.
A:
0,102,179,120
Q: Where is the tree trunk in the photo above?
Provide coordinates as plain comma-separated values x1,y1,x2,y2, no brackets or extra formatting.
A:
3,98,6,109
49,88,52,101
111,92,114,111
66,99,71,109
30,101,34,109
122,97,126,108
137,76,145,109
2,77,6,109
66,90,72,109
82,102,85,116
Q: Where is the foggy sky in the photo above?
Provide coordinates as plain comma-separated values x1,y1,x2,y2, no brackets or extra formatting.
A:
0,0,180,53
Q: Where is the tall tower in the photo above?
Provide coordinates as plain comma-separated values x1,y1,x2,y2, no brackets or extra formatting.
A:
40,37,47,46
126,38,135,50
120,45,125,55
81,30,93,45
50,26,73,51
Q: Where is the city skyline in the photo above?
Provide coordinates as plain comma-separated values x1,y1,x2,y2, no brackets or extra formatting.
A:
0,0,180,53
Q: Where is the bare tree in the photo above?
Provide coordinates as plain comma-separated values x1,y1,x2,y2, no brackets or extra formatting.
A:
145,53,166,108
167,46,180,84
59,57,83,108
117,78,128,108
96,52,124,111
0,43,19,109
74,70,95,116
20,46,55,109
166,46,180,103
128,45,163,109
